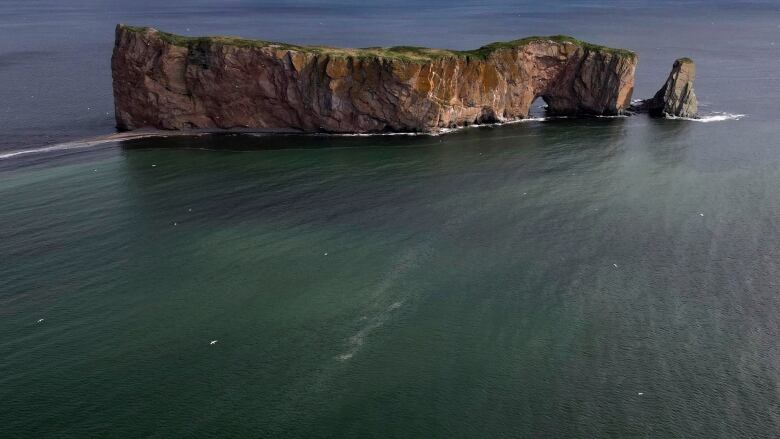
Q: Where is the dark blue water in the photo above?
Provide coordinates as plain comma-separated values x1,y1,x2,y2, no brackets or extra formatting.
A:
3,1,780,437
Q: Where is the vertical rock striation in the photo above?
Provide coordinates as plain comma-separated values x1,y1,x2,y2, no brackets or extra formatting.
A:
112,25,637,133
645,58,698,118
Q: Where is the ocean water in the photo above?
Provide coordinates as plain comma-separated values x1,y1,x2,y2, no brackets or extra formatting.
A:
2,1,780,437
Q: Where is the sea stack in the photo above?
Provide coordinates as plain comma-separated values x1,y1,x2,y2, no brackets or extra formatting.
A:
645,58,698,118
111,25,637,134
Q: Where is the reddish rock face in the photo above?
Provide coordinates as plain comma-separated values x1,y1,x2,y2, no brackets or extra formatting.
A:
112,25,637,133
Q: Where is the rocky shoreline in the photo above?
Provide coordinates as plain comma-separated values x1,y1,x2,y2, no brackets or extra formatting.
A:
111,25,697,135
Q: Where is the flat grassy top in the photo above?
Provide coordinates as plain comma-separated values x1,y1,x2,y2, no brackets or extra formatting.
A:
121,25,636,61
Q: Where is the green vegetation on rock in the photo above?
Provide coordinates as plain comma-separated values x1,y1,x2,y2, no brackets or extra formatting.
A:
121,25,636,62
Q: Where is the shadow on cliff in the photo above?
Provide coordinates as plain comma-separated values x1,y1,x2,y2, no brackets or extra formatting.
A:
119,132,443,152
117,114,630,154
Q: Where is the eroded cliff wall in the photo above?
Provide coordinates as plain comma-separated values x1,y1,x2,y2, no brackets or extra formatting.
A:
645,58,698,118
112,25,637,133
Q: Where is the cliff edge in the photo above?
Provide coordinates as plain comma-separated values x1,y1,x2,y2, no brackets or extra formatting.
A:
111,25,637,133
643,58,698,118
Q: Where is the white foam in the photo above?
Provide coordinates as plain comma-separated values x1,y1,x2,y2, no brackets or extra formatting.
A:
0,139,113,160
388,301,403,310
332,131,430,138
667,112,745,123
332,117,548,137
0,131,190,160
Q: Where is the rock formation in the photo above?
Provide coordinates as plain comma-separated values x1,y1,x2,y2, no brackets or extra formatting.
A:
643,58,698,118
112,25,637,133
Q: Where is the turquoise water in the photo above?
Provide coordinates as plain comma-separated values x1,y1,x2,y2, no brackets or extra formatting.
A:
4,116,780,437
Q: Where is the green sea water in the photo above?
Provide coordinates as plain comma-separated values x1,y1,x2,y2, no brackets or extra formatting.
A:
4,116,780,437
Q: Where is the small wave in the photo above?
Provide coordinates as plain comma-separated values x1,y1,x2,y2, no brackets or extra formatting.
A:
387,301,403,310
0,131,191,160
0,139,113,160
330,131,431,138
668,112,745,123
436,117,548,134
333,117,548,137
335,295,409,361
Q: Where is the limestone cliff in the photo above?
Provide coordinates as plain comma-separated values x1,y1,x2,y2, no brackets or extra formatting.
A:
644,58,698,118
112,25,637,133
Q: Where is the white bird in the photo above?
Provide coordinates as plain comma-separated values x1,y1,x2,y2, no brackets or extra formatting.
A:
37,318,44,323
638,392,644,396
613,263,619,268
210,340,218,345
